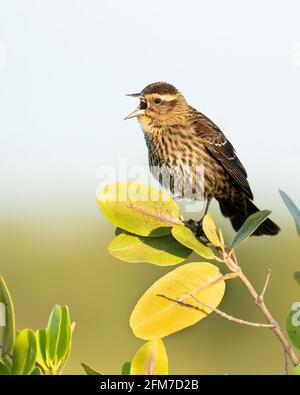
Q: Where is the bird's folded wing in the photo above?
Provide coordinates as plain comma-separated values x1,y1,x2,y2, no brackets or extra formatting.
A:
192,111,254,199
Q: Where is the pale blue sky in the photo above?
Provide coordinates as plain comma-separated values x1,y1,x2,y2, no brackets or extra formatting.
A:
0,0,300,217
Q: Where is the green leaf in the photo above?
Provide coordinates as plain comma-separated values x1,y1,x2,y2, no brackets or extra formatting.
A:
0,359,11,375
130,340,168,375
0,276,15,357
12,329,37,375
121,361,131,375
97,182,182,237
47,305,61,365
31,367,42,375
294,271,300,286
36,329,48,370
280,190,300,237
291,363,300,375
172,225,215,260
46,305,72,370
287,303,300,350
202,214,221,247
231,210,271,249
109,230,191,266
81,362,102,375
56,306,71,362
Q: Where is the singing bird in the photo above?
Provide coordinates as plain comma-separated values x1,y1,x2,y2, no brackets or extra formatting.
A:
125,82,280,236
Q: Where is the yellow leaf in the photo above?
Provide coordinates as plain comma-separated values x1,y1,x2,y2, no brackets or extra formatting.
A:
130,262,225,340
130,340,168,375
97,183,181,237
202,214,221,247
108,231,191,266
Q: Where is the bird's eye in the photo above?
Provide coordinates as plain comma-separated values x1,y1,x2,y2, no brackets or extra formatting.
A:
154,98,161,104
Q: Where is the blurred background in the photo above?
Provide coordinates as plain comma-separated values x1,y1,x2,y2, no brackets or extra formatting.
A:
1,0,300,374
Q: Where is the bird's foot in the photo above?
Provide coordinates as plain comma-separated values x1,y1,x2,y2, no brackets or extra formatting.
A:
184,218,197,228
195,219,205,238
184,218,205,238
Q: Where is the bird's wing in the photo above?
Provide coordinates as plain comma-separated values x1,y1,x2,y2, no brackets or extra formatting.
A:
191,108,253,199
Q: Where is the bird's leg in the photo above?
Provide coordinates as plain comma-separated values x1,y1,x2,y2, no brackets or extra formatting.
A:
196,198,212,237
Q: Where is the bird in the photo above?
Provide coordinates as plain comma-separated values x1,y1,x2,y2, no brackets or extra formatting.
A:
125,81,280,236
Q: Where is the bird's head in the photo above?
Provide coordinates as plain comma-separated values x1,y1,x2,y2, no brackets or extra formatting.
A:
125,82,188,125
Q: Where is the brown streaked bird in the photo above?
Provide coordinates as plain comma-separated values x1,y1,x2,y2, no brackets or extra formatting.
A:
125,81,280,236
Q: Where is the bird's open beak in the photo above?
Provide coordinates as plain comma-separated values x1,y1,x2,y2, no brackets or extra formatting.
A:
124,93,146,120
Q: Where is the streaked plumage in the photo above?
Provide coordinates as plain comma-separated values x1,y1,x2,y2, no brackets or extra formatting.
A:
125,82,280,236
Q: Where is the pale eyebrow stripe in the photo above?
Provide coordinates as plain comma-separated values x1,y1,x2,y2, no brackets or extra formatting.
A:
145,94,178,102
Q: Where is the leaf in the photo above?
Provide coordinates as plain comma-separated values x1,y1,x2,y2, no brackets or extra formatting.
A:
294,271,300,286
47,305,61,365
109,231,191,266
46,305,72,370
0,359,11,375
31,367,42,375
81,362,102,375
56,306,72,362
12,329,37,375
130,262,225,340
287,303,300,350
231,210,271,249
291,363,300,375
0,277,15,357
172,226,215,260
202,214,221,247
280,190,300,237
97,182,182,237
121,361,131,375
36,329,49,370
130,340,168,375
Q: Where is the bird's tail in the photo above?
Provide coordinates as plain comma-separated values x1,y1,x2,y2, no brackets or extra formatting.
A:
217,196,280,236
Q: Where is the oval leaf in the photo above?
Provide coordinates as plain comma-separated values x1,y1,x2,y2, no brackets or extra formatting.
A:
12,329,37,375
280,190,300,237
130,339,168,375
294,271,300,286
81,362,102,375
130,262,225,340
47,305,61,365
0,276,15,357
56,306,72,362
121,362,131,375
109,231,191,266
31,367,42,375
231,210,271,249
202,214,221,247
287,303,300,350
36,329,48,370
97,182,182,237
172,226,215,260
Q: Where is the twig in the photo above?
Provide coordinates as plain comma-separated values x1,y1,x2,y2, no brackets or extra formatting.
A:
284,349,289,375
221,251,299,368
185,293,275,328
258,269,271,303
156,293,275,328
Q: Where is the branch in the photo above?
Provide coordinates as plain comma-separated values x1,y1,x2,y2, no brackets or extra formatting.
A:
257,269,271,303
221,250,299,368
156,293,274,328
185,293,275,328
